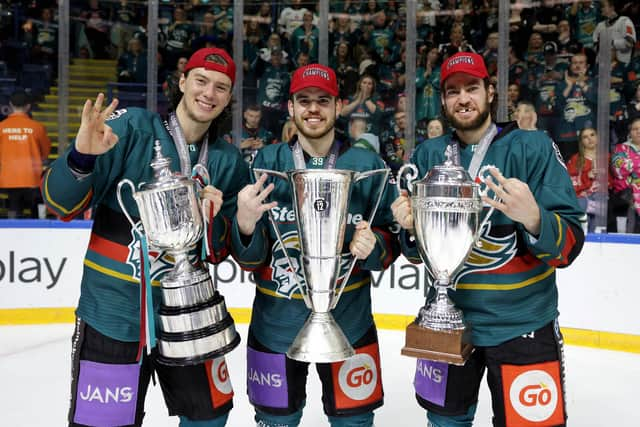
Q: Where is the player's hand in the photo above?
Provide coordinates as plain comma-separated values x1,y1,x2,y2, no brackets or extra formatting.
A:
236,173,278,236
200,185,223,219
391,190,414,232
482,168,541,235
350,221,376,260
240,138,254,149
75,93,119,155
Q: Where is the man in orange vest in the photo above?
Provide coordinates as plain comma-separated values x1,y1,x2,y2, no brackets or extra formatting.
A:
0,90,51,218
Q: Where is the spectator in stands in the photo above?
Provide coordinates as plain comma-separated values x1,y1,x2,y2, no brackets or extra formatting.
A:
290,11,319,66
256,32,289,77
609,48,630,148
211,0,233,41
524,31,545,68
239,104,276,164
162,55,188,100
507,82,521,121
164,6,196,72
426,117,446,140
416,45,442,124
278,0,314,42
329,41,359,99
528,41,564,138
341,74,383,134
627,80,640,122
556,52,597,161
514,100,538,130
117,38,147,84
23,7,57,69
567,127,604,232
257,47,290,137
611,117,640,233
0,90,51,218
568,0,599,51
350,116,380,153
110,0,139,58
556,19,574,55
281,115,297,143
531,0,564,42
594,0,637,66
80,0,112,59
482,32,499,76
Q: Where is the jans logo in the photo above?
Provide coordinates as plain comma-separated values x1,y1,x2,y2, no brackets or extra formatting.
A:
125,224,175,282
453,222,517,285
502,362,565,425
338,353,377,401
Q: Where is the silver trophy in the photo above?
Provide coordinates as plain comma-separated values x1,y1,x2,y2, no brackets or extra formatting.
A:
254,168,389,363
117,141,239,366
397,152,498,365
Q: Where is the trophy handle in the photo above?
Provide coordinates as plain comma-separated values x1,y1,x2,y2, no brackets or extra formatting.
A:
252,168,312,307
474,165,501,245
396,163,419,195
191,163,210,188
117,179,144,235
333,168,390,309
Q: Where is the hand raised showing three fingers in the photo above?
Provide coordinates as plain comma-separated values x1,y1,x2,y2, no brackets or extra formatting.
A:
75,93,120,155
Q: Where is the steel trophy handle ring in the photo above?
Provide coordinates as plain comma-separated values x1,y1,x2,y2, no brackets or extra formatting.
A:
396,163,419,195
116,179,144,235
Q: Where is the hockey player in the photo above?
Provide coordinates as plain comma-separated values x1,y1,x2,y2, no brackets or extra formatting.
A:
41,47,248,427
391,52,585,427
231,64,400,427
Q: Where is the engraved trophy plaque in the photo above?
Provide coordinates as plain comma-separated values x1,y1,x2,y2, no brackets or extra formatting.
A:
254,168,389,363
117,142,239,366
397,153,498,365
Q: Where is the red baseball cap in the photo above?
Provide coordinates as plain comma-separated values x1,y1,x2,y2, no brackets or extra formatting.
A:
440,52,489,87
290,64,339,97
184,47,236,85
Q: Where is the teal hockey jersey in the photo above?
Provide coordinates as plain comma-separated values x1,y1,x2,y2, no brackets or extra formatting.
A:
41,107,249,342
231,139,400,353
400,123,585,347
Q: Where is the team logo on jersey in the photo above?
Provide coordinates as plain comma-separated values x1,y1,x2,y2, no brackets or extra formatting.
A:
453,221,517,285
270,230,349,298
106,108,127,122
125,225,175,282
502,361,565,426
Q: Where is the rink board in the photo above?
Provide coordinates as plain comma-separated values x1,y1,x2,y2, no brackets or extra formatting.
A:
1,220,639,353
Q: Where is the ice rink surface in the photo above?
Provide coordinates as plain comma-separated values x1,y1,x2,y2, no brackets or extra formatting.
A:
1,323,638,426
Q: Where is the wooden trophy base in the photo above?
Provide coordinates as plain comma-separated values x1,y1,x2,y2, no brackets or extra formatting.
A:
401,321,474,365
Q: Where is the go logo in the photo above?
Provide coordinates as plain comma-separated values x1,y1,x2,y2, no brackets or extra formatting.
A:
211,357,233,395
338,354,377,401
509,370,558,422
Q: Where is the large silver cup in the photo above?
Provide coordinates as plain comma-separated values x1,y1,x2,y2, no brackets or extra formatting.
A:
254,168,389,363
117,141,239,366
397,156,498,365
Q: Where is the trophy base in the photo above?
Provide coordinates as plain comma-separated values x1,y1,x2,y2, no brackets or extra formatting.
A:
287,312,355,363
401,321,473,366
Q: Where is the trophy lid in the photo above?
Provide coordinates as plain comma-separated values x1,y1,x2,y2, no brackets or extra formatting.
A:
139,141,192,191
422,145,474,186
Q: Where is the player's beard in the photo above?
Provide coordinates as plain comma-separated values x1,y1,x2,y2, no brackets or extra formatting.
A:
444,96,491,132
293,113,336,140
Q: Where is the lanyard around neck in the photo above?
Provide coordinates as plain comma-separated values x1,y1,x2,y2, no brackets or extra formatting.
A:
167,112,209,176
292,139,341,170
448,123,497,178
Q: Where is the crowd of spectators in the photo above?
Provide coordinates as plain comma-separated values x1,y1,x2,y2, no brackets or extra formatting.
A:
1,0,640,230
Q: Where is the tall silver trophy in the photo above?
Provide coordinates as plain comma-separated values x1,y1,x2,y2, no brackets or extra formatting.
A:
117,142,239,366
397,151,498,365
254,168,389,363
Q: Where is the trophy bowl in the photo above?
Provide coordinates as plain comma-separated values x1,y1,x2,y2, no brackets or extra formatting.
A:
254,167,389,363
397,158,497,365
117,141,240,366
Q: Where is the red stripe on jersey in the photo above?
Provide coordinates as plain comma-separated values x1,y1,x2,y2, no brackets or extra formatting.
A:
88,233,130,262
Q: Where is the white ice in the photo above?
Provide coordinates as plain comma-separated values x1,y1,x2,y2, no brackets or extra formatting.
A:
1,323,638,426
